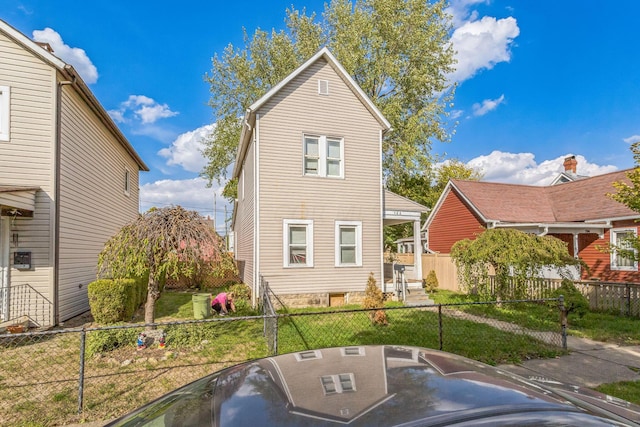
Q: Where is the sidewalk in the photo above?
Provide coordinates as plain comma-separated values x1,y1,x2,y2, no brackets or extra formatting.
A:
499,336,640,388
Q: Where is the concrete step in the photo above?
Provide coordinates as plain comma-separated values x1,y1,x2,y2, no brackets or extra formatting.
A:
403,291,435,306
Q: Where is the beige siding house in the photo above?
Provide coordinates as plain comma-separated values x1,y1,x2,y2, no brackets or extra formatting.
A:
232,48,426,306
0,19,148,327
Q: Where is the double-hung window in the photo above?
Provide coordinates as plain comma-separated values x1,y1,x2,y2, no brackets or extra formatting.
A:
335,221,362,266
303,134,343,178
0,86,9,141
283,219,314,267
320,373,356,395
610,228,638,271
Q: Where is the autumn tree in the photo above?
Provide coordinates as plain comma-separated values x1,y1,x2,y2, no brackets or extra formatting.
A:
203,0,456,197
97,206,236,324
451,228,580,301
608,141,640,261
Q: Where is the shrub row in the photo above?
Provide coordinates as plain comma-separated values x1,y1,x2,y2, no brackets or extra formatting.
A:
88,275,148,324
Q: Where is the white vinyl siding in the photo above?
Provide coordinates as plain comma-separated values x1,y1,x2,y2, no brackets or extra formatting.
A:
58,86,141,320
303,134,343,178
0,30,56,323
256,57,384,294
335,221,362,267
0,85,9,141
610,228,638,271
283,219,313,267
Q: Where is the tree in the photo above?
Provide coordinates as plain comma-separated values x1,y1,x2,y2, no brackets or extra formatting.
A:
450,228,580,301
203,0,456,197
608,141,640,261
385,160,482,250
97,206,236,324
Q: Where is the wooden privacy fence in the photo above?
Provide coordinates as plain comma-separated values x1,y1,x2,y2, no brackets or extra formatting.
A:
420,253,459,291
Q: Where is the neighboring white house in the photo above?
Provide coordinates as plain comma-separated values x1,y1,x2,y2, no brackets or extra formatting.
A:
231,48,426,306
0,19,148,327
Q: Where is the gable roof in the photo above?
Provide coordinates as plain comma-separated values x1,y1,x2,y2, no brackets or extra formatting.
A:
0,19,148,172
232,47,391,178
425,169,638,230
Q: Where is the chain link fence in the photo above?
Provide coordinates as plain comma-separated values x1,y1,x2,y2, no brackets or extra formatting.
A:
0,293,566,426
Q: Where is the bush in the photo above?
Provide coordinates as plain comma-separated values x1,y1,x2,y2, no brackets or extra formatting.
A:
423,270,439,293
86,326,139,357
551,279,590,319
88,277,146,324
363,272,387,325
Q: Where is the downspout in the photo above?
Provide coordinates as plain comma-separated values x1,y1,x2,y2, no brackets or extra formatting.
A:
54,78,74,325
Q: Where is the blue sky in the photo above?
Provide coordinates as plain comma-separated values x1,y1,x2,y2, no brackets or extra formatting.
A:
2,1,639,230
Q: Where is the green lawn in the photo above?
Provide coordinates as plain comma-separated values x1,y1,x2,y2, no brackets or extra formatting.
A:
431,290,640,345
596,380,640,406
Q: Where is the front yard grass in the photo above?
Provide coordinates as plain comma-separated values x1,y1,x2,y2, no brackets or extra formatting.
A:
596,380,640,406
431,290,640,345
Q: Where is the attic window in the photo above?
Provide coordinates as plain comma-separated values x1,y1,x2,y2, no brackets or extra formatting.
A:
318,80,329,95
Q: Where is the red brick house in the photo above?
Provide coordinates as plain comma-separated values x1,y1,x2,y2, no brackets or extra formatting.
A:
423,168,640,282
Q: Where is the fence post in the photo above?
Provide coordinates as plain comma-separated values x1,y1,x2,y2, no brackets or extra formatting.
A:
558,295,567,350
626,284,631,317
274,314,279,355
438,304,443,351
77,327,86,414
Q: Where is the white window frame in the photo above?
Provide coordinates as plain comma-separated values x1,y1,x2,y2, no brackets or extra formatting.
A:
0,86,10,141
341,346,365,356
610,228,638,271
303,134,344,178
320,373,356,395
283,219,314,268
294,350,322,361
124,168,130,196
335,221,362,267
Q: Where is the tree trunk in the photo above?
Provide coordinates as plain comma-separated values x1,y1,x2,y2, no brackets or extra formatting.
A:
145,273,160,326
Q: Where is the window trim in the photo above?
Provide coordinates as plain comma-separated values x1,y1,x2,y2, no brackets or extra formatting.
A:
335,221,362,267
124,168,131,196
0,85,10,141
610,227,638,271
320,373,356,395
294,350,322,361
283,219,314,268
302,134,344,178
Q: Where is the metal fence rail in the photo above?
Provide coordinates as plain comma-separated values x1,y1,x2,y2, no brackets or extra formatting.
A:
1,283,52,327
0,296,565,426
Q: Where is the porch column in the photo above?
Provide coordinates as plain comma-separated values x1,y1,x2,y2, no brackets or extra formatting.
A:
573,233,579,258
413,219,422,281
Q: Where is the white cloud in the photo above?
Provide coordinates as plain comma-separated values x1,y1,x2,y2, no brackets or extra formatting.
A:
466,151,618,186
159,124,214,173
449,109,464,120
140,177,231,227
472,94,505,116
32,28,98,84
623,135,640,144
449,16,520,84
109,94,178,125
446,0,487,28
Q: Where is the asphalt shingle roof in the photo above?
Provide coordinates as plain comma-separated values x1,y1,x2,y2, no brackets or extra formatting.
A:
451,169,637,224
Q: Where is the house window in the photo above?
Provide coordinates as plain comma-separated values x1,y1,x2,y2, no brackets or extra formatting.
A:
124,169,130,196
294,350,322,361
335,221,362,266
283,219,314,267
0,86,9,141
318,79,329,95
341,347,364,356
320,373,356,395
610,228,638,271
303,135,343,178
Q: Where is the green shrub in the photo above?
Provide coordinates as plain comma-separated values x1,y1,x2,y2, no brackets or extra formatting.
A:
424,270,439,293
229,283,251,301
88,277,146,324
551,279,590,319
86,326,139,357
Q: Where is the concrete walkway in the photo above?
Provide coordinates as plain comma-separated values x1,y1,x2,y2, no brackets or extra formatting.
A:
499,337,640,388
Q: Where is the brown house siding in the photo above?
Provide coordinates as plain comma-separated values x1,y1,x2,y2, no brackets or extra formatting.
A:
429,190,485,253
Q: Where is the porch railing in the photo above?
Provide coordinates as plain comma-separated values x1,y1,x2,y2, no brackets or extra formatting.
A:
1,283,52,327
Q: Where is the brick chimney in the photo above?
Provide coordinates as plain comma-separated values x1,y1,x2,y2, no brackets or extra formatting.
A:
563,155,577,174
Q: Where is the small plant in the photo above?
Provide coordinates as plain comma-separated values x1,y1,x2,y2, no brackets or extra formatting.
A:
363,273,388,326
551,279,590,320
423,270,439,293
